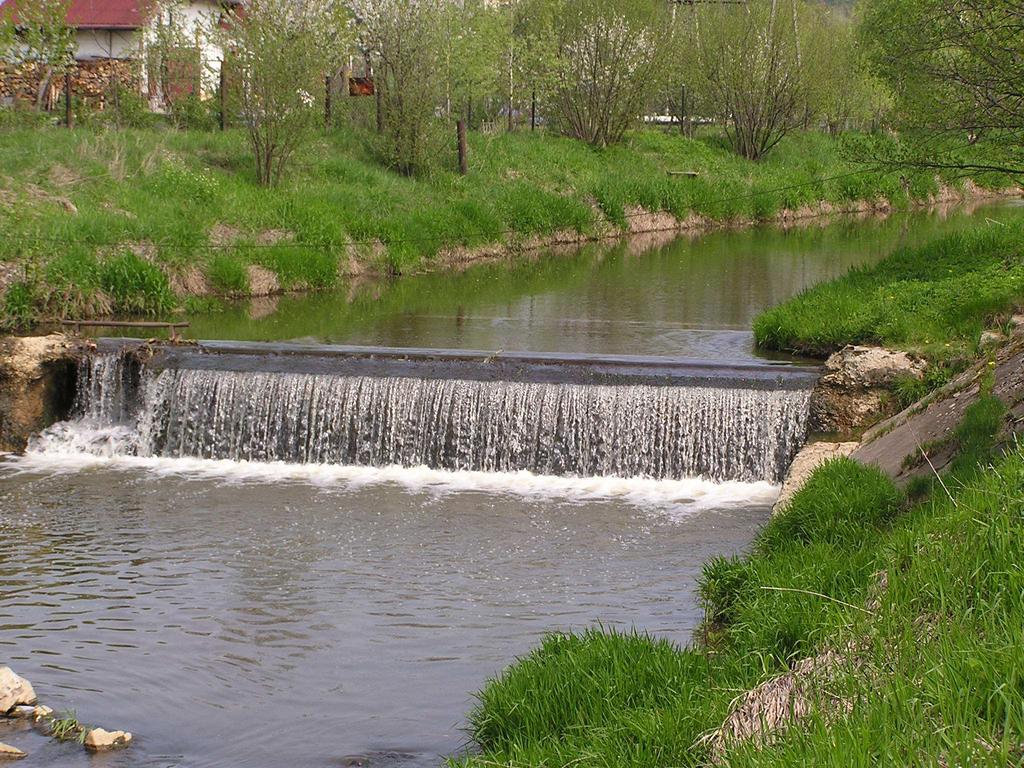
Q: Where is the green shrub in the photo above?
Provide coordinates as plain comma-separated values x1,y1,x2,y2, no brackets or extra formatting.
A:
259,245,337,290
2,281,35,328
699,555,754,626
99,252,175,315
208,254,249,294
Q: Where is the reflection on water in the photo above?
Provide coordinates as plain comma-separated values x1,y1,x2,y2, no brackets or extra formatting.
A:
171,202,1024,360
0,463,770,767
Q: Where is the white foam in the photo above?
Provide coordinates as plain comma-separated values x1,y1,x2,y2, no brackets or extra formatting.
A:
5,444,779,516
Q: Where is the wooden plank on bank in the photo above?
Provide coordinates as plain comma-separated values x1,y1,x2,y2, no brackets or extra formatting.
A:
61,319,190,342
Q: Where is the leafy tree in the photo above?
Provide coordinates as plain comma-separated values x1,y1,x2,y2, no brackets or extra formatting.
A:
353,0,445,175
685,0,806,160
802,7,890,134
439,0,508,123
545,0,668,146
0,0,75,110
859,0,1024,177
216,0,350,186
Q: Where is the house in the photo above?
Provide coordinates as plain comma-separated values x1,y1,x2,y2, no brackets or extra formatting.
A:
0,0,239,109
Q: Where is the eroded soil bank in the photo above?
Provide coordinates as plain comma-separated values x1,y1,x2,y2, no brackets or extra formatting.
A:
0,334,85,452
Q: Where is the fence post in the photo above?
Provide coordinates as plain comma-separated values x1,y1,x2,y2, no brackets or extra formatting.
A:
680,83,688,136
219,60,227,130
375,79,383,133
457,119,468,176
325,74,332,128
64,71,73,129
531,88,537,131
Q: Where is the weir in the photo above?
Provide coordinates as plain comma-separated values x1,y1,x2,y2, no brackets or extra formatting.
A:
34,341,818,483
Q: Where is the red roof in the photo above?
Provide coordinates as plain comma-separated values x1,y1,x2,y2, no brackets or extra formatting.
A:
64,0,154,29
1,0,241,31
2,0,241,30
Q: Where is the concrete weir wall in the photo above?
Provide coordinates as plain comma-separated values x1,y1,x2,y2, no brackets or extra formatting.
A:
0,335,85,453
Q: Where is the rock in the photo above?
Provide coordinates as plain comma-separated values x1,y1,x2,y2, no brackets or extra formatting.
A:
0,668,36,714
809,345,927,434
0,742,26,760
31,705,52,720
84,728,132,751
3,706,33,720
820,345,926,390
980,329,1005,348
1010,314,1024,331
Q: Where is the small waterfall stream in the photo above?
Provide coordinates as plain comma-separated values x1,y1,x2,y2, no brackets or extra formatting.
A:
35,350,813,483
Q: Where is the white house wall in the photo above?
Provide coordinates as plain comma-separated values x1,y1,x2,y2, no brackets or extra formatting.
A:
71,1,226,99
147,1,227,96
74,29,140,60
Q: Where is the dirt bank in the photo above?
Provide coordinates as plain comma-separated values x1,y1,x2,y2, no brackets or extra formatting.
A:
0,334,86,452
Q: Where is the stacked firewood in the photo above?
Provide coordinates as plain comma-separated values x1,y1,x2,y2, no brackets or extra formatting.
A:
0,59,140,109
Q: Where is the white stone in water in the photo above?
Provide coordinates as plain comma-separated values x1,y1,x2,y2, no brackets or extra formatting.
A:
84,728,132,751
0,668,36,714
0,742,26,760
3,706,33,720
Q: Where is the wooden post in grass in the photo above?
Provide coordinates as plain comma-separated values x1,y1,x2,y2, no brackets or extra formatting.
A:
680,83,688,136
375,79,383,133
457,119,468,176
531,87,536,131
325,74,332,128
64,72,73,128
219,60,227,131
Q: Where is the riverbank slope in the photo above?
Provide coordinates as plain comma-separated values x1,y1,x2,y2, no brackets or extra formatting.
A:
456,222,1024,767
0,127,1015,329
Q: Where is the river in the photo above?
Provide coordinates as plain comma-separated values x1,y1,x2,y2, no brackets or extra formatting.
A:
1,202,1021,767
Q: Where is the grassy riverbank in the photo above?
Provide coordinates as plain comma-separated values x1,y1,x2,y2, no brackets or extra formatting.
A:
458,394,1023,766
754,222,1024,367
0,126,1012,328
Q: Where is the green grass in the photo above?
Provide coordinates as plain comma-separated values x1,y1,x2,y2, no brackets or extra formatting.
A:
0,124,1009,328
753,223,1024,364
48,712,87,744
457,405,1020,767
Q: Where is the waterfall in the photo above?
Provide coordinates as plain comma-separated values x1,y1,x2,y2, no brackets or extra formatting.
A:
38,351,812,483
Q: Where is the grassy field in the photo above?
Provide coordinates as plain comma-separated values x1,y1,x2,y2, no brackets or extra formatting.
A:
754,223,1024,371
457,394,1024,766
0,125,1008,328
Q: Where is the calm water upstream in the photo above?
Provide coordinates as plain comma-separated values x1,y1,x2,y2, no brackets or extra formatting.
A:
173,201,1024,360
2,201,1022,767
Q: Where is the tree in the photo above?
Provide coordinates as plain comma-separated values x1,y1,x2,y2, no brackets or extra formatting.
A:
352,0,445,175
859,0,1024,177
0,0,75,111
439,0,507,124
545,0,667,146
686,0,806,160
216,0,350,186
802,7,890,135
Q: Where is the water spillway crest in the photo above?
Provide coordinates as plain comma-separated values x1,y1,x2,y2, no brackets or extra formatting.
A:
26,345,814,491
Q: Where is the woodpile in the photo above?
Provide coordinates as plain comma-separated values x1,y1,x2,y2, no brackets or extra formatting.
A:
69,59,141,103
0,59,140,110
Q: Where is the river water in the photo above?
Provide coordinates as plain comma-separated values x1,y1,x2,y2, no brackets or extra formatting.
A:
2,202,1022,767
